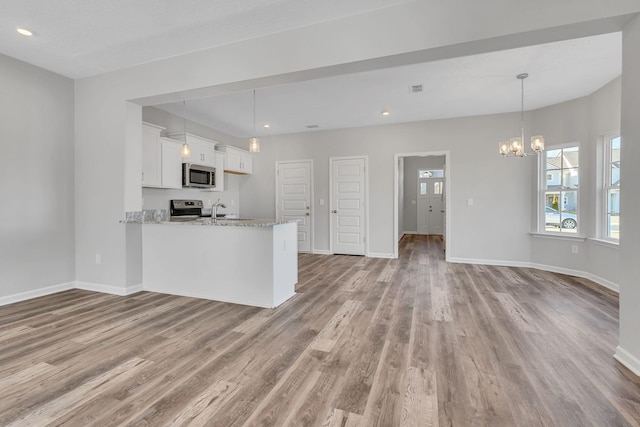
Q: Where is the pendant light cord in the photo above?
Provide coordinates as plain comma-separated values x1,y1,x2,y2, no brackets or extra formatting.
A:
183,100,187,143
252,89,256,137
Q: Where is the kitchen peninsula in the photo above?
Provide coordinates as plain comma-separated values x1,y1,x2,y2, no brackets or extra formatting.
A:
142,219,298,308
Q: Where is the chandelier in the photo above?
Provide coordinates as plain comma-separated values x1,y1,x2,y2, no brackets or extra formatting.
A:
498,73,544,157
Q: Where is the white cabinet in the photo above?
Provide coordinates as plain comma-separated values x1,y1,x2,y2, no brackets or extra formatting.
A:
168,133,216,167
212,152,225,192
218,145,253,174
142,122,164,187
160,138,183,189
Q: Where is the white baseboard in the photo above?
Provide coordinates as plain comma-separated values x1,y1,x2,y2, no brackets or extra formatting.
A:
75,281,143,296
614,346,640,377
312,249,331,255
448,258,619,293
0,282,75,307
448,257,528,268
367,252,395,259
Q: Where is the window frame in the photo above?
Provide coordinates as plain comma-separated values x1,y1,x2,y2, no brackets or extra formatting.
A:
538,142,581,235
603,133,621,242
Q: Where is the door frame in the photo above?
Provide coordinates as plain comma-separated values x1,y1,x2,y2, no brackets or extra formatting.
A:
275,159,314,253
394,151,451,260
329,155,369,256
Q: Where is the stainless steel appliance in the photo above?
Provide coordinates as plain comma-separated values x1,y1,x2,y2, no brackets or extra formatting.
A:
170,199,205,221
182,163,216,189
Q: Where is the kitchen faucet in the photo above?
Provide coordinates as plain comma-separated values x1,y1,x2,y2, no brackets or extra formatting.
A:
211,199,226,222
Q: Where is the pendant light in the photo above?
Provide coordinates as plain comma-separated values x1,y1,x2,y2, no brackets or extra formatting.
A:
498,73,544,157
181,100,191,158
249,90,260,153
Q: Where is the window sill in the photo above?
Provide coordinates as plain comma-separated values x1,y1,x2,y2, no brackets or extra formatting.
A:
529,232,586,242
588,238,619,249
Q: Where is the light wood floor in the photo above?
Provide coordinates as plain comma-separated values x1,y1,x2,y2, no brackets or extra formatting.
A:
1,235,639,426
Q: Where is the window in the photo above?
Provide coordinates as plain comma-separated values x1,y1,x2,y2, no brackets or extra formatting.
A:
419,169,444,179
604,135,621,240
542,145,579,233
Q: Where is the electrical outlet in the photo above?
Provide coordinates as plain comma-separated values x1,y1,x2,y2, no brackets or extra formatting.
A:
467,198,474,206
95,253,101,264
571,245,579,254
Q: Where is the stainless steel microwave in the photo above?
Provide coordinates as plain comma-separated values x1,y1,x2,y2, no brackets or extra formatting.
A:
182,163,216,189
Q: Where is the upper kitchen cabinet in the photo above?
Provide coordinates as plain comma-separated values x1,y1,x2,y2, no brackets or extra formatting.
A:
218,145,253,174
160,137,183,189
141,122,165,187
168,133,217,167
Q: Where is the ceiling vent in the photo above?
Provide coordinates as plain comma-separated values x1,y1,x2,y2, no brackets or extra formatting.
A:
409,84,423,93
306,125,319,129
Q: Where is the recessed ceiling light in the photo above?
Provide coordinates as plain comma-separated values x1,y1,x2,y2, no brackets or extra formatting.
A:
381,110,390,116
16,28,33,37
263,124,270,128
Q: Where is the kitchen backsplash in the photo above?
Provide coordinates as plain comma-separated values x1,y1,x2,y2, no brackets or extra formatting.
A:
142,184,240,216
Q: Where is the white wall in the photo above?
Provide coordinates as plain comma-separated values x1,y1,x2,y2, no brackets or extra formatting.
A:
402,156,445,233
530,78,621,288
617,14,640,375
239,114,532,260
0,54,75,301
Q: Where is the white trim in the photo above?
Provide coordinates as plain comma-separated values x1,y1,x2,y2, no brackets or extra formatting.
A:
312,249,331,255
76,281,143,296
275,159,314,254
589,237,620,249
329,155,369,256
367,252,395,259
0,282,74,307
448,258,529,268
448,258,619,293
530,232,586,242
614,346,640,378
394,151,451,261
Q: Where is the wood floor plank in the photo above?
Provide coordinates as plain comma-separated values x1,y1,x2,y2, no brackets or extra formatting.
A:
310,299,361,352
401,367,438,427
322,408,364,427
0,235,637,426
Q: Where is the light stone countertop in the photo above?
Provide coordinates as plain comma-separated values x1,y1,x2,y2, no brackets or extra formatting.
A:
153,218,292,227
122,211,292,227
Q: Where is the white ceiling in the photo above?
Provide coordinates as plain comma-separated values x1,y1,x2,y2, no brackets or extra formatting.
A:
2,1,621,138
155,32,621,138
1,0,411,78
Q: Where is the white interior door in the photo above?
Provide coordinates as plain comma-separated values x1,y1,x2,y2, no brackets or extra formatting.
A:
331,157,366,255
417,174,444,235
276,161,312,252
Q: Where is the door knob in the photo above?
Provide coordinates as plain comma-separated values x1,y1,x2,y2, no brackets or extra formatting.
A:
305,213,310,216
332,210,337,213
